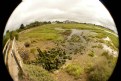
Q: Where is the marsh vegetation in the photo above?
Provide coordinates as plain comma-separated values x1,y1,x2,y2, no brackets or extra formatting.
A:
3,22,118,81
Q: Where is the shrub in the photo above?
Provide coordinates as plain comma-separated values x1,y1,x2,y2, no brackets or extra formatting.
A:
101,51,117,68
24,41,30,47
61,30,71,36
15,33,19,40
3,32,10,47
101,51,113,60
70,34,81,42
68,56,72,60
3,30,19,47
36,47,70,71
84,63,93,73
63,55,68,59
65,64,84,79
18,70,24,80
87,61,112,81
10,31,19,40
23,64,55,81
97,44,103,49
88,50,95,57
92,44,103,49
18,49,30,64
30,48,36,54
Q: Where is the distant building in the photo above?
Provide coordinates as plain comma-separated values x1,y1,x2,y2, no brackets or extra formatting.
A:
51,21,57,24
63,20,70,24
63,20,78,24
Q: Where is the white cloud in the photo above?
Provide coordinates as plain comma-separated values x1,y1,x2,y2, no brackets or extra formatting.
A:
4,0,117,34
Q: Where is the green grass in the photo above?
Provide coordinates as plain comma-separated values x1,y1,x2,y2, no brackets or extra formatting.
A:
19,25,64,41
65,64,84,79
23,64,55,81
19,23,118,47
88,50,95,57
61,29,72,36
92,44,103,49
107,34,119,48
30,48,36,54
4,23,118,81
91,29,118,49
70,34,81,42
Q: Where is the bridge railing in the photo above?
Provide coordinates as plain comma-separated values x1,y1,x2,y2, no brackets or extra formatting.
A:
3,37,23,73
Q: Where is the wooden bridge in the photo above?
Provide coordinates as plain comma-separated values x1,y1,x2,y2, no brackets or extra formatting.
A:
3,37,23,81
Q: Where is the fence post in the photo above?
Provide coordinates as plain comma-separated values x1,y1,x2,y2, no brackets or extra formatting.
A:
3,39,10,54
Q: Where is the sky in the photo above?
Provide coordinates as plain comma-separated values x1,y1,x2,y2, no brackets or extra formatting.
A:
4,0,117,34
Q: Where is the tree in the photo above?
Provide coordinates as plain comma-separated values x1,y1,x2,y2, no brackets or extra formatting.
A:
20,24,25,29
3,31,10,47
10,31,19,40
6,30,10,33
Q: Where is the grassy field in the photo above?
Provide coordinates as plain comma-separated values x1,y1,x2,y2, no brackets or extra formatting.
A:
22,64,56,81
17,23,118,81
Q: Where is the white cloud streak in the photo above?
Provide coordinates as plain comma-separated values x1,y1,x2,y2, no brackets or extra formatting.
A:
4,0,117,34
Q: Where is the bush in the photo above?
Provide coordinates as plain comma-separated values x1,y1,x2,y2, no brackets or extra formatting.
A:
88,50,95,57
10,31,19,40
101,51,117,68
24,41,30,47
30,48,36,54
68,56,72,60
3,30,19,47
62,30,71,36
36,47,70,71
3,33,10,47
87,60,112,81
18,49,30,64
65,64,84,79
23,64,55,81
92,44,103,49
15,33,19,40
101,51,113,60
70,34,81,42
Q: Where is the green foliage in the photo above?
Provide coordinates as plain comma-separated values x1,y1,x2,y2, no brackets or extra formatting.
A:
88,50,95,57
26,21,41,28
20,24,25,29
18,49,30,64
36,47,70,71
61,30,72,36
84,63,93,73
10,31,19,40
3,30,19,47
70,34,81,42
24,41,31,47
68,56,72,60
92,44,103,49
95,33,106,39
18,70,24,80
3,31,10,47
19,26,64,41
97,44,103,48
65,64,84,79
30,48,36,54
92,28,118,50
101,51,113,60
101,51,117,68
107,34,119,48
23,64,55,81
87,60,112,81
104,40,118,51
